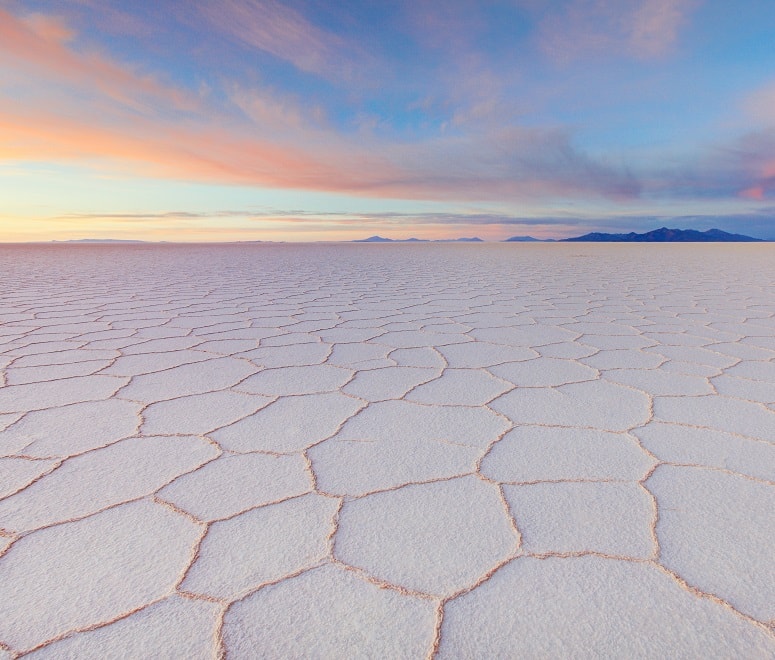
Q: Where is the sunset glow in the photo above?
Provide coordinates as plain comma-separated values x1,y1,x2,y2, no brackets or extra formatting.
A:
1,1,774,241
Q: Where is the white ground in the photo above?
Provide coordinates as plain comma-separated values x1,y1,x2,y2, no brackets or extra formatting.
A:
0,242,773,658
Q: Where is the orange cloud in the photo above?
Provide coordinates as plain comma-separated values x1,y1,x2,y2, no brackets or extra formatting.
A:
0,7,642,204
0,9,189,111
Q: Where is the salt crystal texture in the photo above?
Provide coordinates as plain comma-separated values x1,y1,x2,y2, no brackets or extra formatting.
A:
0,243,773,657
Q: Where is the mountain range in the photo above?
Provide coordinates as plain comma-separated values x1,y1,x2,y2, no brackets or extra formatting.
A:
562,227,763,242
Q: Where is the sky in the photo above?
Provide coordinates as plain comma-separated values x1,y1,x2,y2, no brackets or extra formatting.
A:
1,0,774,241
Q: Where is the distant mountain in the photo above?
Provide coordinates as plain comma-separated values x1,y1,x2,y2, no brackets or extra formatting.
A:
353,235,396,242
563,227,764,242
352,236,483,243
504,235,541,242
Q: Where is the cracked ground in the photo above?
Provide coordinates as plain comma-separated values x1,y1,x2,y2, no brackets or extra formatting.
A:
0,242,773,658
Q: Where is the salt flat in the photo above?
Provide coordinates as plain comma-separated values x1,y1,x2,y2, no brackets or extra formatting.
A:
0,242,773,658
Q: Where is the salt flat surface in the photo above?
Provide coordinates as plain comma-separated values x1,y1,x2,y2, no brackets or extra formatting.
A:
0,242,773,658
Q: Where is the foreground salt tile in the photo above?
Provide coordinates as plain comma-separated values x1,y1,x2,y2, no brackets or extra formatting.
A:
648,345,738,369
648,465,775,622
504,482,655,557
0,375,126,414
4,339,88,358
708,341,775,360
576,334,656,350
117,357,257,403
238,364,352,396
633,422,775,481
405,368,512,406
712,373,775,403
334,399,510,449
488,356,597,387
182,494,338,600
724,359,775,382
159,453,311,521
141,390,271,436
654,394,775,440
222,564,435,657
438,556,775,657
490,379,651,431
470,324,578,346
342,366,439,401
581,349,665,370
5,359,114,386
0,457,58,499
211,392,365,453
27,595,221,660
374,329,471,348
603,368,712,396
388,346,446,367
9,348,118,368
0,413,22,434
566,321,641,336
309,430,480,496
326,342,392,368
537,341,599,359
0,436,217,533
120,336,202,354
1,399,142,458
192,338,259,354
659,359,722,377
437,342,536,367
239,342,331,367
0,500,201,652
100,349,212,376
335,476,518,596
481,426,654,482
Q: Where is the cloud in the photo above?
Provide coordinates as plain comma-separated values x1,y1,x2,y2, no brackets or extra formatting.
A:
745,83,775,124
538,0,699,63
0,6,656,206
0,8,189,112
20,12,75,43
197,0,362,80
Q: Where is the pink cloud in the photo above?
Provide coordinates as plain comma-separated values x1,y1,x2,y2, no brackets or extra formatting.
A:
538,0,699,63
197,0,363,80
20,13,75,43
0,8,640,204
0,9,190,111
739,186,764,200
744,83,775,124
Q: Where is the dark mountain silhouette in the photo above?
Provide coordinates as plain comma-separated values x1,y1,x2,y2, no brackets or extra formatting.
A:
563,227,763,242
504,236,541,242
353,235,397,242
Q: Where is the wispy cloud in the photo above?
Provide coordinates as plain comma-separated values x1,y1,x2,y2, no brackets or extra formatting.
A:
197,0,363,81
538,0,699,63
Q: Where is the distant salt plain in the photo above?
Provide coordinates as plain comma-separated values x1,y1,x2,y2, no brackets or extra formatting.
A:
0,242,773,658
